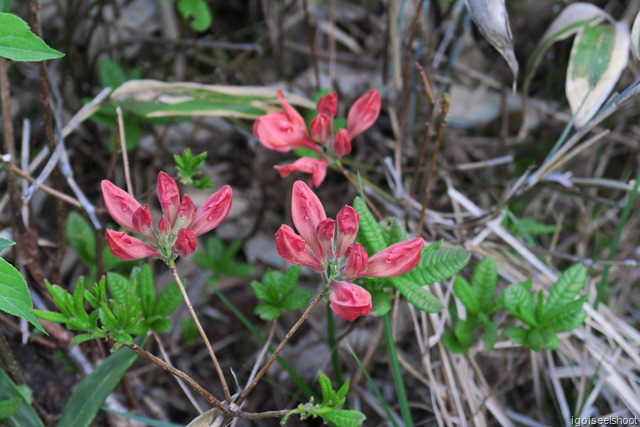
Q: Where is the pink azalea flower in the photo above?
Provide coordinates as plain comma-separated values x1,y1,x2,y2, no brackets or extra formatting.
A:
274,157,329,187
347,90,381,139
329,281,372,321
101,172,233,261
253,90,319,153
275,181,424,320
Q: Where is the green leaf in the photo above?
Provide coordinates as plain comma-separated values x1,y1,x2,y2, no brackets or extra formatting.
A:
454,319,474,348
56,342,140,427
0,369,43,427
442,331,470,354
106,273,130,303
0,398,20,419
66,212,96,268
0,257,46,334
471,257,497,310
154,283,182,317
98,58,127,88
406,247,470,285
0,1,13,13
453,276,479,314
280,288,311,311
543,264,587,319
481,321,499,351
177,0,212,32
254,304,280,321
0,238,14,252
132,265,155,316
0,13,64,61
503,326,528,346
249,280,269,302
392,277,443,313
71,333,99,347
322,409,366,427
32,309,67,324
280,266,300,295
503,281,537,327
380,217,408,245
353,197,386,253
545,296,587,332
369,290,392,317
318,371,335,404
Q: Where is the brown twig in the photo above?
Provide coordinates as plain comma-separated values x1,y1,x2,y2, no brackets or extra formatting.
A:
235,287,329,406
9,164,82,208
168,263,232,403
127,342,225,411
301,0,320,92
417,94,449,232
410,63,436,198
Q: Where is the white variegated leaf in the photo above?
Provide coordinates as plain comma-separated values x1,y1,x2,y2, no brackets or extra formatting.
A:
566,21,630,127
631,10,640,60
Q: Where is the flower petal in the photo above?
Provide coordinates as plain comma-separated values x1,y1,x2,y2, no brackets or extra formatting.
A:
329,281,372,321
346,90,381,139
310,113,332,144
106,229,160,261
317,91,338,117
361,238,424,278
132,205,154,240
274,225,323,271
341,243,369,280
335,205,359,259
190,185,233,236
175,194,196,229
101,180,141,233
274,157,329,188
316,218,336,261
333,128,352,157
290,180,326,259
157,172,180,226
173,228,197,257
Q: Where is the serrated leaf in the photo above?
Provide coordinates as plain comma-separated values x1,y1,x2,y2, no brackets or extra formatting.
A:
503,281,537,327
392,277,443,313
442,331,470,354
177,0,212,32
543,264,587,319
453,276,480,314
66,212,96,268
318,371,335,404
254,304,280,321
133,265,155,316
407,247,470,285
57,343,139,427
471,257,497,310
482,321,499,351
353,197,386,253
380,217,408,245
149,318,172,333
0,257,46,334
32,309,67,324
249,281,269,302
567,21,630,127
545,296,587,332
154,283,182,317
503,325,528,346
280,266,300,295
280,288,311,311
106,273,130,303
454,319,474,348
465,0,518,86
0,238,14,252
0,13,63,61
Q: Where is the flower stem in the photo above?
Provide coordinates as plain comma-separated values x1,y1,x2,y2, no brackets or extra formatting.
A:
169,264,232,403
235,287,329,406
383,313,414,427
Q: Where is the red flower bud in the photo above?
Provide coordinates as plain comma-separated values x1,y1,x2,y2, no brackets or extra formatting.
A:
157,172,180,226
310,113,332,144
190,185,233,236
346,90,381,139
274,225,323,271
341,243,369,280
362,238,424,278
317,92,338,117
329,281,372,321
101,180,141,234
335,205,359,259
274,157,329,188
106,230,160,261
132,205,154,239
333,128,352,158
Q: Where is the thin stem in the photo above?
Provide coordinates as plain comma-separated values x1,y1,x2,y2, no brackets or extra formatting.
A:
169,264,232,403
127,342,225,412
326,304,343,385
383,313,414,427
235,287,329,406
116,107,133,195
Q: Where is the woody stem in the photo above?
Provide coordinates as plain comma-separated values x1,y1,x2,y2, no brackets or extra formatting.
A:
235,286,330,406
169,263,232,403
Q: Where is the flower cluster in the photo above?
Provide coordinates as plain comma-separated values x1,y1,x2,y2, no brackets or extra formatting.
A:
101,172,232,262
253,90,381,187
276,181,423,321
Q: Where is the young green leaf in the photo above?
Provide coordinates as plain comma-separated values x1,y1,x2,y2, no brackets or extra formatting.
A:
318,371,336,404
98,58,128,88
0,13,64,61
392,276,443,313
66,212,96,268
543,264,587,319
353,197,386,253
369,290,392,317
132,265,155,316
177,0,212,32
154,283,182,317
322,409,366,427
280,288,311,311
0,369,43,427
406,247,470,285
106,273,130,303
481,321,499,351
453,276,480,315
471,257,497,310
254,304,280,321
0,257,46,334
503,281,537,327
